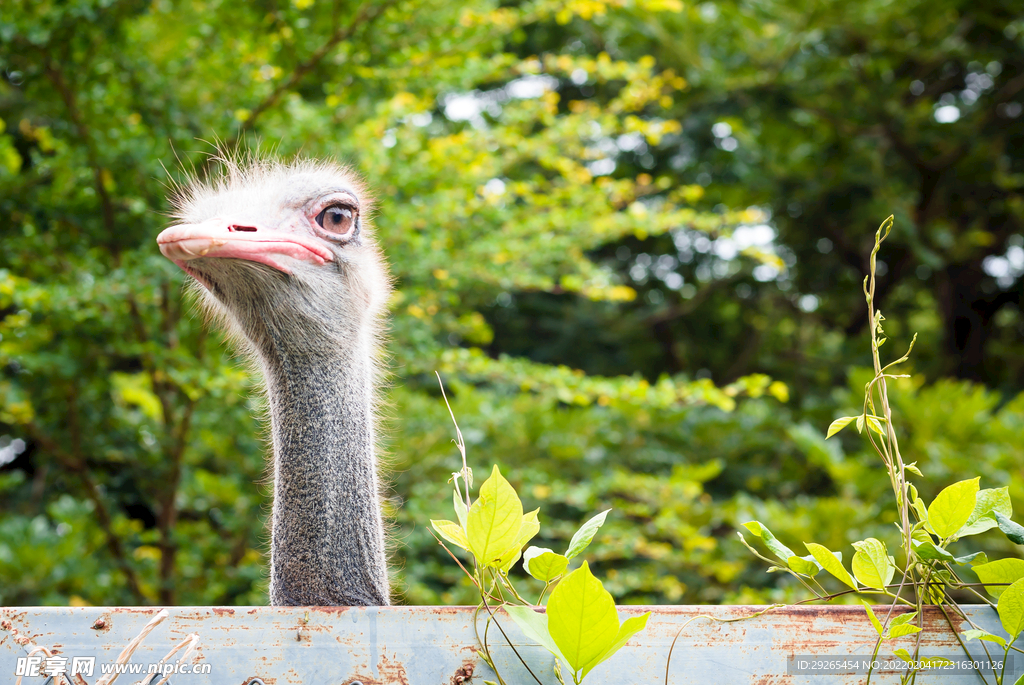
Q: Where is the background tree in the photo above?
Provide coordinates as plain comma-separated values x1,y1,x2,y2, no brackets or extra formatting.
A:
1,0,1022,607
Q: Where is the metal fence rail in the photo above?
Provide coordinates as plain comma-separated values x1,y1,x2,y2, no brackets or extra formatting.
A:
1,605,1016,684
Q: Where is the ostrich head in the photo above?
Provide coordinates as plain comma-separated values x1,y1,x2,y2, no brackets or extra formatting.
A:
157,157,392,607
158,158,390,354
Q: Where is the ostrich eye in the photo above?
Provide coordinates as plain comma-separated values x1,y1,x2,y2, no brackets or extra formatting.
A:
315,204,356,235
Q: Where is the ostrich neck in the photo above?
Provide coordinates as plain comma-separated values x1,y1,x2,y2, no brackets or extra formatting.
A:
259,327,389,607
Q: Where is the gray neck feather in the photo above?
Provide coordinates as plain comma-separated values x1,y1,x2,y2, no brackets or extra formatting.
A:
255,302,389,606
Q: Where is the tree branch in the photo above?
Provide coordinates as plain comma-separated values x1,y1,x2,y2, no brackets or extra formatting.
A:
227,0,398,147
42,60,118,239
157,396,195,605
24,422,147,604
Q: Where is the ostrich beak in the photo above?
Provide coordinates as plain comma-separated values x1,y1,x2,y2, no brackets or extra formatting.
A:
157,218,334,276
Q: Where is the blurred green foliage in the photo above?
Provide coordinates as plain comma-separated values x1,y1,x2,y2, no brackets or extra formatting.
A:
1,0,1022,607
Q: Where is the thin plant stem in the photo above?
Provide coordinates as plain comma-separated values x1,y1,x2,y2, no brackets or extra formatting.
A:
936,602,991,685
436,372,473,511
664,606,784,685
480,591,546,685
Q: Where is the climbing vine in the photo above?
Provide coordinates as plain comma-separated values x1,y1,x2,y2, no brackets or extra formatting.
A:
432,219,1024,684
737,218,1024,684
430,375,649,685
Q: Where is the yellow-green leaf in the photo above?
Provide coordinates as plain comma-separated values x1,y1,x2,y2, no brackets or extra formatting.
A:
974,559,1024,599
111,372,164,422
825,416,857,439
888,624,921,639
583,612,651,678
787,555,820,577
504,605,565,661
959,487,1012,537
547,561,620,677
496,508,540,572
524,546,569,582
466,465,523,567
861,601,882,636
454,489,468,530
742,520,796,562
805,542,857,590
998,578,1024,639
865,416,885,435
851,538,894,590
961,629,1006,648
928,477,979,538
430,519,469,550
565,509,611,560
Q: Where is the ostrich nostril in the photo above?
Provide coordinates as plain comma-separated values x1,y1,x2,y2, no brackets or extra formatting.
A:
231,224,258,232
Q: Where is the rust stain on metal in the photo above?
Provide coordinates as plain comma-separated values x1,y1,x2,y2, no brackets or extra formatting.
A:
450,662,474,684
751,676,793,685
429,606,473,618
73,674,89,685
0,605,1009,684
307,606,353,616
350,653,411,685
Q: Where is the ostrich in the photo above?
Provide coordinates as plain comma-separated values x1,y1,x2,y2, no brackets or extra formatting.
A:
157,157,391,606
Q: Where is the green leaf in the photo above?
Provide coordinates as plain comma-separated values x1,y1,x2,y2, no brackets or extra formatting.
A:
912,542,985,565
787,554,820,576
547,561,620,678
565,509,611,560
430,519,469,550
994,512,1024,546
743,521,796,562
856,415,865,434
110,372,164,422
453,489,468,530
958,487,1012,537
583,612,651,678
865,416,885,435
504,605,565,662
466,465,524,567
524,547,569,582
904,462,923,477
974,559,1024,599
952,551,988,566
496,508,540,572
888,624,921,639
893,648,912,661
961,629,1006,648
805,542,857,590
861,600,883,636
912,539,955,562
825,416,857,439
927,478,980,538
851,538,894,590
998,578,1024,639
890,612,917,627
911,498,929,528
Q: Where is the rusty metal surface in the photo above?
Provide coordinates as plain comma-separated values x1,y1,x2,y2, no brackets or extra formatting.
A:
1,605,1015,684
